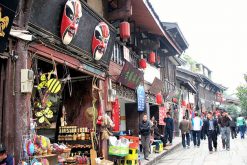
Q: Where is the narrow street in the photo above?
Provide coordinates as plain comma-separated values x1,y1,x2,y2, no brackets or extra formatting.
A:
156,137,247,165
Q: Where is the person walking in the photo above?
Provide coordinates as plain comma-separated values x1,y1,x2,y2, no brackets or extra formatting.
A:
179,116,191,148
139,113,151,160
218,110,232,151
163,112,174,147
192,112,203,147
201,116,207,140
237,114,246,139
204,112,219,154
229,118,237,139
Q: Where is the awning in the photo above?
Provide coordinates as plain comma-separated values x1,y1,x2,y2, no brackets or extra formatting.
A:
177,76,197,94
131,0,182,54
29,44,106,79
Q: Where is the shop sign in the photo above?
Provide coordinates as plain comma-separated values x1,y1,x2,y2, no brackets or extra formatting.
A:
159,106,166,125
149,77,164,94
0,0,19,53
137,85,145,112
118,61,143,89
28,0,116,67
112,97,120,131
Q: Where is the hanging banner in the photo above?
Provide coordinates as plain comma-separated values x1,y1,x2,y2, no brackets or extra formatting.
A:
149,77,163,94
159,106,166,125
0,0,19,52
137,85,145,112
118,61,143,89
112,97,120,131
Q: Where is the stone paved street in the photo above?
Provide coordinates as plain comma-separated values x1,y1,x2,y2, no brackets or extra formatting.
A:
156,137,247,165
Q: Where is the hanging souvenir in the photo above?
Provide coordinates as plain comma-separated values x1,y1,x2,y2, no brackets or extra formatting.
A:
92,22,110,61
60,0,82,45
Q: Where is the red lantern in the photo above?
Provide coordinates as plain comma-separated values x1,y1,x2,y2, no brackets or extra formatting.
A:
156,93,163,104
182,100,186,106
119,21,130,41
149,52,156,64
172,98,177,103
139,58,147,69
187,103,191,109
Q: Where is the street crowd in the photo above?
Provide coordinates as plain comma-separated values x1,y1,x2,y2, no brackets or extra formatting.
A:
139,110,247,160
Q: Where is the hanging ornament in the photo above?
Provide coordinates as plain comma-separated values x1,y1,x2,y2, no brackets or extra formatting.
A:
148,52,156,64
119,21,130,42
156,92,163,104
139,58,147,69
182,100,187,107
172,97,177,103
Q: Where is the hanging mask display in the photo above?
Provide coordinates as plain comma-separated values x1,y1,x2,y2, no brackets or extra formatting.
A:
92,22,110,61
60,0,82,45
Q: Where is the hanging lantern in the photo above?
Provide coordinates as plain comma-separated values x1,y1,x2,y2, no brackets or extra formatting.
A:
182,100,186,107
172,98,177,103
148,52,156,64
187,103,191,109
119,21,130,42
139,58,147,69
156,92,163,104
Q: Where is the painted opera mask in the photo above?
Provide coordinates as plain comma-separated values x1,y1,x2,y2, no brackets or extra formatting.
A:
60,0,82,45
92,22,110,61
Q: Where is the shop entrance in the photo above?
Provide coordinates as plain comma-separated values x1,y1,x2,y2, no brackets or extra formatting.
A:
150,105,164,134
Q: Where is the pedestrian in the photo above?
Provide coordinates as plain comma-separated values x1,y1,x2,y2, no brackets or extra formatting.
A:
139,113,151,160
218,110,232,151
204,112,219,154
153,121,161,152
192,112,203,147
229,118,237,139
237,114,246,139
201,116,207,140
179,116,191,149
0,144,14,165
163,112,174,147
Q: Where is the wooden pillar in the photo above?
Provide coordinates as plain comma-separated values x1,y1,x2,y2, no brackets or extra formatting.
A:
14,40,32,161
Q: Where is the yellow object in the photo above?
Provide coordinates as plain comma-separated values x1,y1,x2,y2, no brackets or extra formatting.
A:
46,78,61,93
124,159,138,165
125,148,138,160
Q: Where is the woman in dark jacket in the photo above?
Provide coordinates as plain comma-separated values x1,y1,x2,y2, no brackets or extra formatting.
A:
153,121,161,140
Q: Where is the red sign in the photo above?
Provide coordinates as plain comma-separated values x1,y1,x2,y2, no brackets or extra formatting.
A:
159,106,166,125
112,97,120,131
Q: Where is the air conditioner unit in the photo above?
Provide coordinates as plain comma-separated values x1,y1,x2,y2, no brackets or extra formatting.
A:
21,69,34,93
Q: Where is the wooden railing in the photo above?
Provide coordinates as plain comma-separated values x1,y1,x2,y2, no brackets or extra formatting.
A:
111,41,139,68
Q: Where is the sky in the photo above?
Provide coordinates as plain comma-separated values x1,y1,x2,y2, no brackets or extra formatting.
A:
150,0,247,94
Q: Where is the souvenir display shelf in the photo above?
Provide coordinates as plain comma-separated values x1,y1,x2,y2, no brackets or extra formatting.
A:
58,126,93,164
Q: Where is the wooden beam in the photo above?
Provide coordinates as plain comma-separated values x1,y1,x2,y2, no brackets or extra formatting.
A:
108,0,132,21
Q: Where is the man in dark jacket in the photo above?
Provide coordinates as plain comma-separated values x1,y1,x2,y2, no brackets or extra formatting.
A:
218,110,232,151
164,112,174,147
0,144,14,165
204,112,219,154
139,113,151,160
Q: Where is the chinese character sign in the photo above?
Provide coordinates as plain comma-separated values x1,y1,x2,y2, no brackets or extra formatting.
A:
118,61,144,89
137,85,145,112
0,0,19,52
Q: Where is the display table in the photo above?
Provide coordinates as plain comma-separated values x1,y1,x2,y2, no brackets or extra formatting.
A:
33,154,58,164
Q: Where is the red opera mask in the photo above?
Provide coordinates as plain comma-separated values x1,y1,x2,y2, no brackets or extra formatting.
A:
92,22,110,60
60,0,82,45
